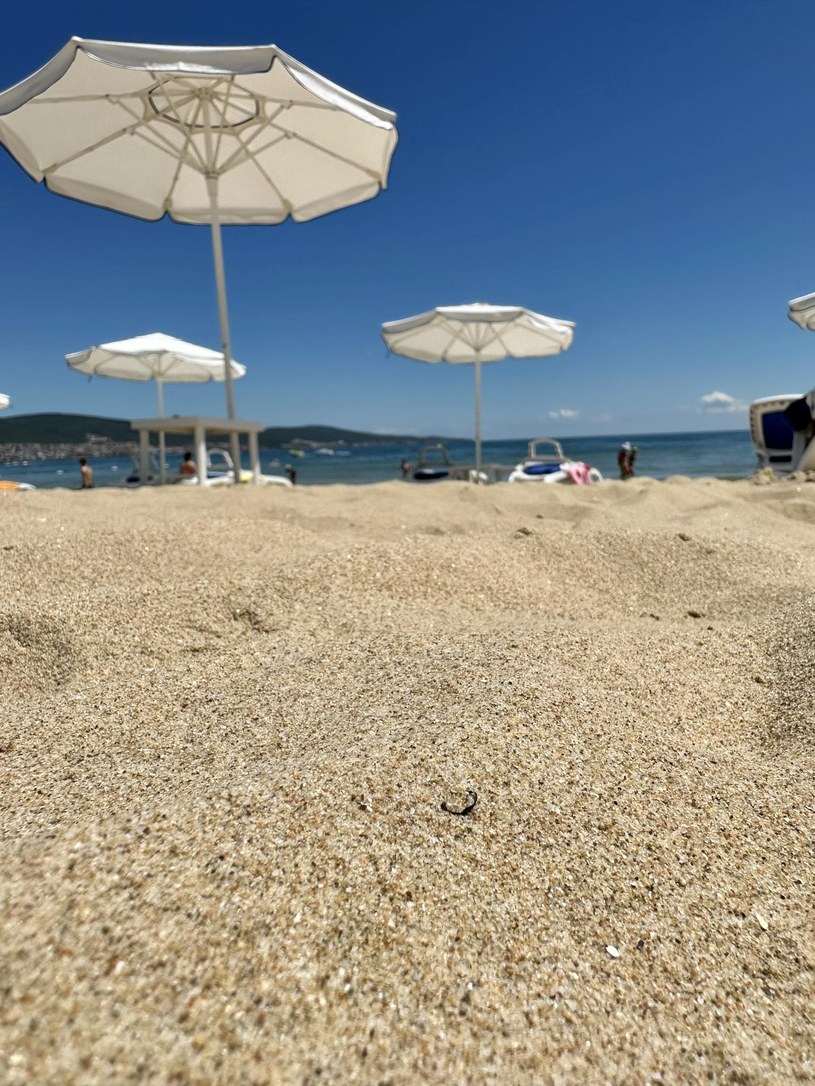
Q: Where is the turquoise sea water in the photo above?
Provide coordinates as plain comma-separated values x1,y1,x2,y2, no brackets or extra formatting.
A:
0,429,756,489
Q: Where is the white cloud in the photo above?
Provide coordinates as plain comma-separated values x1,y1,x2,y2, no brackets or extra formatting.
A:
548,408,579,419
698,390,747,414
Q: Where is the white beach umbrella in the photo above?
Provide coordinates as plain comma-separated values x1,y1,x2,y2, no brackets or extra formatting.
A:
382,303,575,474
0,394,9,411
66,332,246,402
0,37,398,469
788,291,815,330
66,332,247,482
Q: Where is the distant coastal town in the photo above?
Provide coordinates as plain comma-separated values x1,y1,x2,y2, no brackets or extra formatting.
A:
0,435,136,465
0,434,185,466
0,415,428,466
0,435,391,465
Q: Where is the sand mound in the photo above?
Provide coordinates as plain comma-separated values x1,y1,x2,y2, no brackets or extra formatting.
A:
0,479,813,1084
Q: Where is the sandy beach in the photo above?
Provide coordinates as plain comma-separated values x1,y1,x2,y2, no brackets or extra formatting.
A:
1,476,813,1085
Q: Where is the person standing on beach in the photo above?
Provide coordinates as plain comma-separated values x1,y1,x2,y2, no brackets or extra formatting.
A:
179,451,197,477
617,442,636,480
79,458,93,489
285,463,297,484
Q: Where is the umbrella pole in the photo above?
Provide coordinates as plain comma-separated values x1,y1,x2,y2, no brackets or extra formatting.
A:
474,358,482,481
156,380,167,485
207,176,242,481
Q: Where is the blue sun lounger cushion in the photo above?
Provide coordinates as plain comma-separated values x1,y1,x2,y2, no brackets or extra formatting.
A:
523,463,563,475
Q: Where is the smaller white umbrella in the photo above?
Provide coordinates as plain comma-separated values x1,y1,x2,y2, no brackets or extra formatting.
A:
382,303,575,474
0,393,9,411
788,292,815,330
66,332,246,481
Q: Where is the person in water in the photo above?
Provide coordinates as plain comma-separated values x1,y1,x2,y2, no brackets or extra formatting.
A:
79,458,93,489
617,441,638,480
400,459,411,479
179,451,197,477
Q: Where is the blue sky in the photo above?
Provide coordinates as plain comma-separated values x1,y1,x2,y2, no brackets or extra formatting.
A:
1,0,815,438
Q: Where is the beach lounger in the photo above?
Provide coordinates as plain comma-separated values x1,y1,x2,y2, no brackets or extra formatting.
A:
749,395,800,471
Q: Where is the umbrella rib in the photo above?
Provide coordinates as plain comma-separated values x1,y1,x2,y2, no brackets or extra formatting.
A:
161,92,209,207
208,120,292,209
197,113,381,213
212,105,288,174
272,121,384,179
432,317,518,361
148,79,203,120
202,110,306,213
41,91,205,177
215,128,286,174
248,90,351,114
475,324,508,352
490,329,514,357
211,78,268,142
440,328,469,363
131,123,207,175
217,112,386,181
40,105,144,174
439,316,551,359
435,315,476,358
162,355,188,378
147,73,210,173
213,77,235,167
30,92,144,104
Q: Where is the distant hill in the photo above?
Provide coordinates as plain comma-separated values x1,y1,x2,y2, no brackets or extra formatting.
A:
0,413,136,444
0,413,443,447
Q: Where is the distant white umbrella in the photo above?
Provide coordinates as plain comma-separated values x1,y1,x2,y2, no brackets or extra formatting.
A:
382,303,575,474
788,291,815,330
0,37,398,471
66,332,246,405
66,332,246,482
0,394,9,411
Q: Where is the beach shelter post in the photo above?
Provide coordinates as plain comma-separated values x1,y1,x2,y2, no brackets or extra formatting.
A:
0,37,399,479
156,378,166,482
382,303,575,478
474,358,482,474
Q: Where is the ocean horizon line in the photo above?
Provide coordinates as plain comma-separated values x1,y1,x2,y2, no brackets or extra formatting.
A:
0,410,747,447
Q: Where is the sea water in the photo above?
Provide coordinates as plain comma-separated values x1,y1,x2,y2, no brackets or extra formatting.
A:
0,429,756,490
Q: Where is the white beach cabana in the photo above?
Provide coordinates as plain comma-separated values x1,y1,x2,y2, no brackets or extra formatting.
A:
130,416,266,489
66,332,247,482
382,303,575,475
0,37,398,474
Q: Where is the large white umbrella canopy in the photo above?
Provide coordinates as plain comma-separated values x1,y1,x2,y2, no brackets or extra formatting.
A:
66,332,247,482
0,37,398,467
0,393,9,411
382,303,575,473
